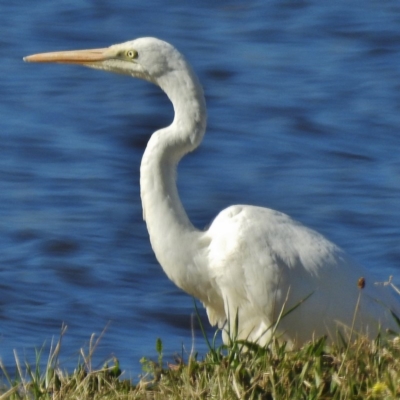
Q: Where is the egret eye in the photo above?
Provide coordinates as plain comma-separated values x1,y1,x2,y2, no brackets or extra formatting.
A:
125,50,138,60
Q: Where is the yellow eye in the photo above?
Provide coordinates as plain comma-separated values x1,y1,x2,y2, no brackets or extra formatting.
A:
125,50,137,60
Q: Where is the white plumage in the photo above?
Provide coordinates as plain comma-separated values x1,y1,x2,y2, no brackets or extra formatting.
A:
25,37,399,347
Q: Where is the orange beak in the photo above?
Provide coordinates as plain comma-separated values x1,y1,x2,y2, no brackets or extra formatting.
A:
24,48,112,64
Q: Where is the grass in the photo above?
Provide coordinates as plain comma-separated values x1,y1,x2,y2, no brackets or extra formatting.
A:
1,281,400,399
0,324,400,399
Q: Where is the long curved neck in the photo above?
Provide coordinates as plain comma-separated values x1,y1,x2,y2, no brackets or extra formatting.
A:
140,64,207,292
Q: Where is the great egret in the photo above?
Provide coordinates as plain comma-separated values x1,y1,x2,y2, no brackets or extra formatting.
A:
24,37,399,347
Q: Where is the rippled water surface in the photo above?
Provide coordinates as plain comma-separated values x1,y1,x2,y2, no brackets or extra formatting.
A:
1,1,400,377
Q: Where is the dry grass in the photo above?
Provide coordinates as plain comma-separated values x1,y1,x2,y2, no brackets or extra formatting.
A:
1,324,400,399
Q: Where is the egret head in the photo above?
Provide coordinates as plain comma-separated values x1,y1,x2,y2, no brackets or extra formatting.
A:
24,37,186,86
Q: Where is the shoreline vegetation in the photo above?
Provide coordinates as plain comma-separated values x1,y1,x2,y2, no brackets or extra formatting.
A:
1,324,400,399
1,284,400,399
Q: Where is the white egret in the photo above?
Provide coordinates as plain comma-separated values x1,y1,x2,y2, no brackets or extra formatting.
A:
24,37,399,347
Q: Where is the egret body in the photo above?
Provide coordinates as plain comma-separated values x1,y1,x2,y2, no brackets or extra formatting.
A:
24,38,399,347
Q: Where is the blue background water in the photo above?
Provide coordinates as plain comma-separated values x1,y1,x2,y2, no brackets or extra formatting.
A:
1,0,400,379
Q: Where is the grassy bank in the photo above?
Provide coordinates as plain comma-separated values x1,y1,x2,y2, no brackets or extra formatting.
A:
1,326,399,399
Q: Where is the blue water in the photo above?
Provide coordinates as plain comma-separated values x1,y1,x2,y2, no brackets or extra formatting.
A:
1,0,400,379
